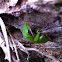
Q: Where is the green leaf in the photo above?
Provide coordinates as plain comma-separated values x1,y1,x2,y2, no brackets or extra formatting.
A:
34,29,40,42
34,29,50,43
21,24,51,43
21,24,34,41
38,36,50,43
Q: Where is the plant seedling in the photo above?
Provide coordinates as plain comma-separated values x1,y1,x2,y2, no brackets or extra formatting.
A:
21,24,51,43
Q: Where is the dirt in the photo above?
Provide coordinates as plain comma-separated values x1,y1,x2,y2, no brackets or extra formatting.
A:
0,0,62,62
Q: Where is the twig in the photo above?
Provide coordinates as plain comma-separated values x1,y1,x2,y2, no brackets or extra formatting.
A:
8,31,29,62
9,33,20,62
26,48,60,62
14,40,29,62
0,17,11,62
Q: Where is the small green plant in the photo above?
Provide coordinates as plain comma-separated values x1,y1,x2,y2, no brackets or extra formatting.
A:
21,24,51,43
